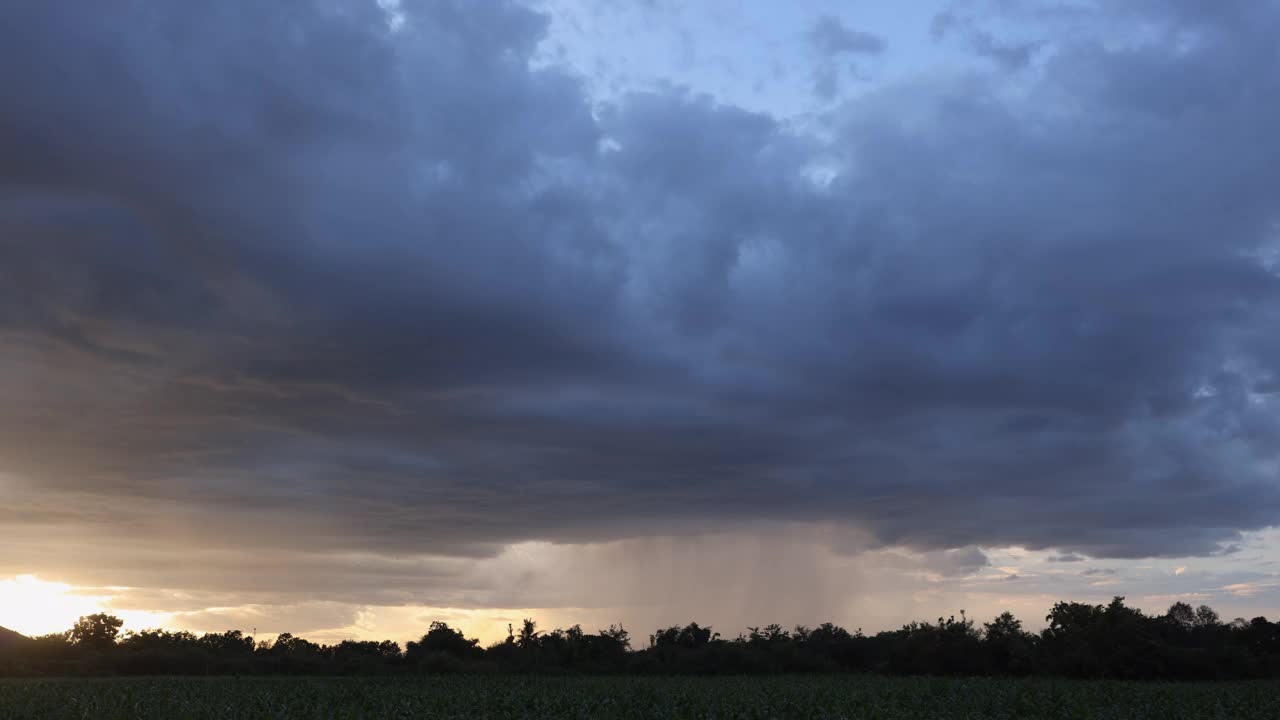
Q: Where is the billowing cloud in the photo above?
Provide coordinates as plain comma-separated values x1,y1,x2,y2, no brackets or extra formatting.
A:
2,0,1280,627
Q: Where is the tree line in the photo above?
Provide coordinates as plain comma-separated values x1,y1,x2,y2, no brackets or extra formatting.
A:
2,597,1279,680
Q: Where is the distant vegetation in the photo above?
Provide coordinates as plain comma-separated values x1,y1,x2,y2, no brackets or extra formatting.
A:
2,598,1280,680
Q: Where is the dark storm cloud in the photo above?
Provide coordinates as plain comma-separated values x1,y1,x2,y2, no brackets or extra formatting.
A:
3,0,1280,602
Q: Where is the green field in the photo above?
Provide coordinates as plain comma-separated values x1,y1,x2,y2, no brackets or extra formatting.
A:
2,675,1277,719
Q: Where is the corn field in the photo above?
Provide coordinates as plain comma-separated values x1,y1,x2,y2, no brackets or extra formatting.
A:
2,675,1277,719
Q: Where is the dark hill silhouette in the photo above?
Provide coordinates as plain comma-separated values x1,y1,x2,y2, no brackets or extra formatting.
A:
0,626,31,652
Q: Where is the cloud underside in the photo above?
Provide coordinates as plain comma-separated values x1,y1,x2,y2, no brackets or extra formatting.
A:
2,0,1280,606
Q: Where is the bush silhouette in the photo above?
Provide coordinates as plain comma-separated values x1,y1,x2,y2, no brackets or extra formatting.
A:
4,600,1280,680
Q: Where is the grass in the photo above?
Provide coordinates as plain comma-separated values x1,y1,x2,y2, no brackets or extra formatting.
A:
1,675,1278,719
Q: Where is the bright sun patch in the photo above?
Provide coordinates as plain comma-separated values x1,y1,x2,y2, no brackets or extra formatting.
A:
0,575,167,638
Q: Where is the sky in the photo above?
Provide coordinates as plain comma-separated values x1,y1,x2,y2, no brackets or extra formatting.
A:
2,0,1280,645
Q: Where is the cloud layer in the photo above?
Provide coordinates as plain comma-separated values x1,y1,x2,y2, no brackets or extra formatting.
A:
2,0,1280,614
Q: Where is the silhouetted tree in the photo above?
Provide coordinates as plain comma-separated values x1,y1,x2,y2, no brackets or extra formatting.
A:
1166,601,1196,629
601,624,630,650
199,630,255,656
651,622,717,650
747,624,790,645
406,622,479,661
6,597,1280,680
331,639,402,674
1195,604,1220,628
517,618,540,650
69,614,123,649
984,611,1035,674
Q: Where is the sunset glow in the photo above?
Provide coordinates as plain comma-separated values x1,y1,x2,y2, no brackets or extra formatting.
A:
0,576,167,638
2,0,1280,666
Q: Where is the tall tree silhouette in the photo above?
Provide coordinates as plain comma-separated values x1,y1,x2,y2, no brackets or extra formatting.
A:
69,614,123,649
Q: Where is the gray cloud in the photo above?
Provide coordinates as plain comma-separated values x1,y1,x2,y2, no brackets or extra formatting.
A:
812,64,841,101
808,14,884,99
1049,554,1086,563
2,0,1280,610
808,15,887,57
921,547,991,577
931,11,1039,70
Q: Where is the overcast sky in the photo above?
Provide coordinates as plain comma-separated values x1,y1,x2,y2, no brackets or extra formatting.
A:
2,0,1280,644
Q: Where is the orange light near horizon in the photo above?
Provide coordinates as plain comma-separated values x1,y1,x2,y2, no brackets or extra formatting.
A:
0,575,167,638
